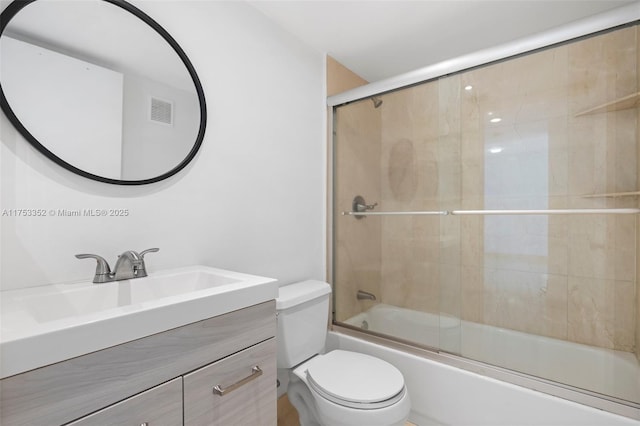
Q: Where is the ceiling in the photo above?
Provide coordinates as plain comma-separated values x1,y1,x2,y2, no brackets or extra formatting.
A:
249,0,637,83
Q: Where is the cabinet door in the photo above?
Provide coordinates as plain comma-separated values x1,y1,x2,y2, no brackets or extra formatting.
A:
184,338,276,426
67,377,182,426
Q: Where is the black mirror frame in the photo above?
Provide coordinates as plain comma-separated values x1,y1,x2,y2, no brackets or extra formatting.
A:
0,0,207,185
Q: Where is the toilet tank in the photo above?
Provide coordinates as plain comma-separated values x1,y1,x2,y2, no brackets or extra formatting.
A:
276,280,331,368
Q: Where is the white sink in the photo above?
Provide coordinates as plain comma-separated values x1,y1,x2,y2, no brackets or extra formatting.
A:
19,268,242,323
0,266,277,378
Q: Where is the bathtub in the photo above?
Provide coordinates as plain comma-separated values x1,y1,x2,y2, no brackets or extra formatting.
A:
339,303,640,424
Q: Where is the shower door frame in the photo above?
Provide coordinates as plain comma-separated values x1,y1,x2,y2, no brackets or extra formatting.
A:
327,3,640,420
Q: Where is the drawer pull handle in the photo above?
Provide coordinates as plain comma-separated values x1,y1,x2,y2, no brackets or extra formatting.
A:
212,366,263,396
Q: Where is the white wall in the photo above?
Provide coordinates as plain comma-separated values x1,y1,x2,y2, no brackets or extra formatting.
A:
0,0,325,291
1,36,124,180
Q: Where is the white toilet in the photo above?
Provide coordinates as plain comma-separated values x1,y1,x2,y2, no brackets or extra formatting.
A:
276,280,411,426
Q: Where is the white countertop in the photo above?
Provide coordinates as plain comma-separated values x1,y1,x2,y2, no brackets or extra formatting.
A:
0,266,277,378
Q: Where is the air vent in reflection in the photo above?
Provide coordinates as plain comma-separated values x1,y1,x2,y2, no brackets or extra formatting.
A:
149,97,173,125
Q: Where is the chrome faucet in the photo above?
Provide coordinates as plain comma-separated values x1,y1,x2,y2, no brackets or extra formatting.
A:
356,290,377,301
76,248,159,284
113,250,143,280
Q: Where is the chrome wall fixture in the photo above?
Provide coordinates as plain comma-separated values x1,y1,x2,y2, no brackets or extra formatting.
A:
356,290,377,301
351,195,378,219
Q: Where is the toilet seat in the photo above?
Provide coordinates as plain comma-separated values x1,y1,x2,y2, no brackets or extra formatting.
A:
304,350,406,410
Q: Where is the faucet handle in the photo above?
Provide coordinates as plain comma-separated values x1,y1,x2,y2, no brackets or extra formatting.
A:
134,248,159,278
75,254,112,283
139,248,159,258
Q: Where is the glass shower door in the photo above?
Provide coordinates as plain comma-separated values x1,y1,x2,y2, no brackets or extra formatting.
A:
333,22,639,407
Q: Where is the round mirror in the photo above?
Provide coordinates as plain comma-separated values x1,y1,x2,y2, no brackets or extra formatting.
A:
0,0,206,185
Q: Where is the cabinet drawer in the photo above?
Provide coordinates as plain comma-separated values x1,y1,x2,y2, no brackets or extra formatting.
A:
184,338,276,426
67,377,182,426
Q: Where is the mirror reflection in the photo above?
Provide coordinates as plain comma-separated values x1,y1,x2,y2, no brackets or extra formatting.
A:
0,0,205,183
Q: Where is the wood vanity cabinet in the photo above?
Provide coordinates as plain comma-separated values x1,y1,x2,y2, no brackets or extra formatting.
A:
67,378,184,426
0,301,277,426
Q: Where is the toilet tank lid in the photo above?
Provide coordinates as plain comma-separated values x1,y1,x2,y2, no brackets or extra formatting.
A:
276,280,331,310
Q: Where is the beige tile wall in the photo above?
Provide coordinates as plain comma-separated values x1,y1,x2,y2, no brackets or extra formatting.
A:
440,26,640,352
379,82,442,313
327,56,368,97
333,98,382,321
476,26,636,352
329,57,382,322
564,27,637,352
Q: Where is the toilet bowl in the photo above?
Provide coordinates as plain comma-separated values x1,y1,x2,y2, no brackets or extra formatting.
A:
277,280,411,426
289,350,411,426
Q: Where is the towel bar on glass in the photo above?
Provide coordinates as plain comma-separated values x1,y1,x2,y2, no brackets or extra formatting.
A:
341,208,640,217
